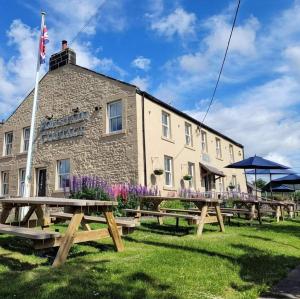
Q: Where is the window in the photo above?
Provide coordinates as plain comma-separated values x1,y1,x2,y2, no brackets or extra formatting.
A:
201,131,207,152
216,138,222,159
57,159,70,189
185,123,192,146
219,177,224,192
164,156,173,186
232,175,237,187
4,132,13,156
1,172,9,195
188,162,195,189
229,144,234,163
22,127,30,152
19,169,26,196
108,100,122,133
162,111,171,138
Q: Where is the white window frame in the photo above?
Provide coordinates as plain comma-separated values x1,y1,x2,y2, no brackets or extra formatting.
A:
232,175,237,187
164,155,173,187
22,127,30,152
162,111,171,139
4,132,13,156
107,100,122,133
216,138,222,159
185,123,192,146
57,159,70,190
188,162,195,189
201,131,207,153
229,144,234,163
19,168,26,196
1,171,9,195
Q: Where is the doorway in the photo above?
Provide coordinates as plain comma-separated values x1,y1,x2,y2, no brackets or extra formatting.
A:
37,168,47,197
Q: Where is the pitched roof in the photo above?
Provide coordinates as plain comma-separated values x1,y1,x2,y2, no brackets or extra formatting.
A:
2,63,244,148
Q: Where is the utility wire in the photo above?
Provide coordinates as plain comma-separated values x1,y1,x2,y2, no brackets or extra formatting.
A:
201,0,241,124
69,2,103,46
173,0,241,162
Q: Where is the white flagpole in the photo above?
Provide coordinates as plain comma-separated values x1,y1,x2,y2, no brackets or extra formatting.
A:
23,12,46,199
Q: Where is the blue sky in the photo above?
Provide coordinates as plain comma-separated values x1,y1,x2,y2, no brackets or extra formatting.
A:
0,0,300,172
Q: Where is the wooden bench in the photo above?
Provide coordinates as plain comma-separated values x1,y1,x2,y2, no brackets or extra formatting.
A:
160,208,233,223
0,224,60,240
123,208,199,227
51,212,137,234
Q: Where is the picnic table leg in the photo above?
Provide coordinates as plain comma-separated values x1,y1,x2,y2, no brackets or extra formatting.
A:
215,204,225,232
276,206,280,222
0,204,13,224
35,205,51,228
196,204,208,237
256,204,262,225
52,210,84,268
22,206,36,224
104,210,124,252
152,200,163,225
280,205,284,221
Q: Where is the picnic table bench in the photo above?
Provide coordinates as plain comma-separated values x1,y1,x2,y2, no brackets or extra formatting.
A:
125,196,225,236
0,197,124,267
123,208,200,227
0,224,61,240
51,212,137,234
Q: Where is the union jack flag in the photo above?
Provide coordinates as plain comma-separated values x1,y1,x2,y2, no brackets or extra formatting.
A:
40,25,49,64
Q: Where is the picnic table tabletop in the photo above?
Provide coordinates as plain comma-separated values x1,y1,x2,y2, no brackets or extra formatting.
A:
0,197,117,207
139,195,223,204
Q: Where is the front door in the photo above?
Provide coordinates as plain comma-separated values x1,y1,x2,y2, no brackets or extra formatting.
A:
37,169,47,197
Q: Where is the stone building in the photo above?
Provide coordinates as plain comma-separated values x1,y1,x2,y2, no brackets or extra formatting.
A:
0,42,247,198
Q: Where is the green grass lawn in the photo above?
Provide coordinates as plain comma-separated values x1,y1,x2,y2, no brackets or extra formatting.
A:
0,217,300,299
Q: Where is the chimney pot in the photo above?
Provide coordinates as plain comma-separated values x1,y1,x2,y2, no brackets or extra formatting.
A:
62,40,68,50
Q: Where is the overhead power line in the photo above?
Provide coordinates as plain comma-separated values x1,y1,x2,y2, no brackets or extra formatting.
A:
201,0,241,124
173,0,241,162
69,2,104,46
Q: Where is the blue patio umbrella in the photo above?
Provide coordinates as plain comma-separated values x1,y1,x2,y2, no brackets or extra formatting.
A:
262,183,294,193
245,169,295,197
272,174,300,185
226,155,290,199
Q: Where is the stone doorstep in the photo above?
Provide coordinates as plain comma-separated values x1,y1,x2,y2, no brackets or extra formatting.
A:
259,265,300,299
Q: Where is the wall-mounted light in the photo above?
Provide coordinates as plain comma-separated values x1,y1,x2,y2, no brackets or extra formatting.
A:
94,106,102,111
45,114,53,120
196,126,201,133
72,107,79,113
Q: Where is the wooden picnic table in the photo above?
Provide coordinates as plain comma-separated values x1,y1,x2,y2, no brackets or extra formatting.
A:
137,196,225,236
0,197,124,267
231,199,295,223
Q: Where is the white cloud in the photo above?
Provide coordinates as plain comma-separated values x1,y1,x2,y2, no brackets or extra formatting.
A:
0,20,42,118
45,0,126,36
130,76,150,91
186,76,300,169
131,56,151,71
150,7,197,39
0,1,126,119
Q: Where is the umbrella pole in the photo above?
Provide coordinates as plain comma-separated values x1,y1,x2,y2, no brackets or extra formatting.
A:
255,169,257,200
270,173,273,200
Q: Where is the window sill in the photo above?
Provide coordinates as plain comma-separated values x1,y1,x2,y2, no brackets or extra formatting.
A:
0,154,13,160
184,145,195,151
102,129,126,138
161,136,175,144
163,186,176,191
16,152,27,156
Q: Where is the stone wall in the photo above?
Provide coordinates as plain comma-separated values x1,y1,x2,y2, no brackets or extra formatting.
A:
0,64,139,197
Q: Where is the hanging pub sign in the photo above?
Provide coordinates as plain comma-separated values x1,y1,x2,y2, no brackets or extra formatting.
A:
40,111,88,143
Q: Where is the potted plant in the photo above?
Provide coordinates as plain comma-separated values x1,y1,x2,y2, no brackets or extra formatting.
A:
228,183,235,190
183,174,192,181
154,169,164,175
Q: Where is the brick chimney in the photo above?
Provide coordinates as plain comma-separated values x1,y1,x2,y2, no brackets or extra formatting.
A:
49,40,76,71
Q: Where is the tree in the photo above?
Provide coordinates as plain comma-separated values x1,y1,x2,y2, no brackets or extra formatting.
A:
253,178,267,189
